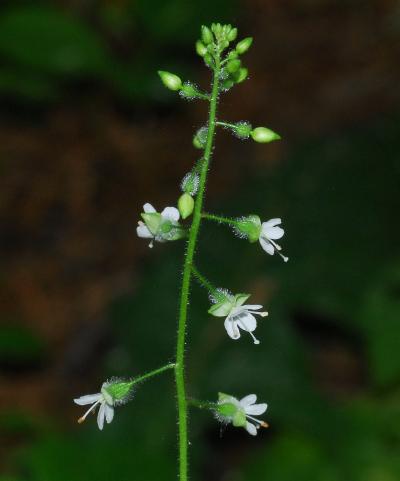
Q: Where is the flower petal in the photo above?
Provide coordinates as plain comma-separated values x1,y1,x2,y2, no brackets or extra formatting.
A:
74,393,102,405
259,237,274,255
105,404,114,424
240,394,257,406
245,403,268,416
241,304,263,311
136,222,153,238
161,207,180,222
263,218,281,228
224,318,240,340
245,421,258,436
237,312,257,332
143,203,156,213
263,226,284,240
97,403,106,430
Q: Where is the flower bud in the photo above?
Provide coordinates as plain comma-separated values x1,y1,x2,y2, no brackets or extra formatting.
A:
251,127,281,143
236,37,253,54
228,27,238,42
227,59,241,74
158,71,182,91
178,193,195,219
203,53,214,68
196,40,207,57
235,215,261,242
201,25,213,45
235,67,248,83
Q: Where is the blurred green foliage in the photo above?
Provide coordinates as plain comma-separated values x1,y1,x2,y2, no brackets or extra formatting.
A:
0,1,236,101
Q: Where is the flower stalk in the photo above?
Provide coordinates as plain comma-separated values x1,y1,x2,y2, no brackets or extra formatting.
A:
175,50,221,481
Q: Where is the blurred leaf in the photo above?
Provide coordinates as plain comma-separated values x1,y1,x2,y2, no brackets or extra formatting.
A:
0,7,110,76
0,68,57,100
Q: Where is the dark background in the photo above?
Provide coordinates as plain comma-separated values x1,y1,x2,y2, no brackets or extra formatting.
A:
1,1,399,480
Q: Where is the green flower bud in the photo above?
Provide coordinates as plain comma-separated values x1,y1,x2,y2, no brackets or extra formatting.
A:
228,27,238,42
234,121,252,139
211,23,222,36
158,71,182,91
227,50,239,60
251,127,281,143
178,193,195,219
201,25,213,45
236,37,253,54
235,67,248,83
196,40,207,56
235,215,262,242
227,59,241,74
193,126,208,149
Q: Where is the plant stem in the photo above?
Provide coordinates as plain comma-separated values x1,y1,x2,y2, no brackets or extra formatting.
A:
187,398,217,411
191,265,217,295
175,53,221,481
216,121,235,129
202,212,239,227
131,363,175,385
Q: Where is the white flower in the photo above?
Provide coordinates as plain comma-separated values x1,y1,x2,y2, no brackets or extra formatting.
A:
259,218,288,262
136,202,185,248
74,383,115,430
217,392,268,436
209,292,267,344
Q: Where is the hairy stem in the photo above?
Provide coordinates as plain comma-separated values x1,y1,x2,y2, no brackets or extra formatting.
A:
175,54,221,481
202,212,239,227
131,363,176,385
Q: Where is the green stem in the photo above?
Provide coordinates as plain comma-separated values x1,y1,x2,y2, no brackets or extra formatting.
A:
188,398,217,411
131,363,175,385
216,121,235,129
175,53,221,481
202,212,239,227
191,265,217,295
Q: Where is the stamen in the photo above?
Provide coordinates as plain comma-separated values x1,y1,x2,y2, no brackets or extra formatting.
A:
277,252,289,262
236,315,260,345
247,414,267,426
77,400,100,424
249,331,260,345
267,238,282,251
149,240,154,248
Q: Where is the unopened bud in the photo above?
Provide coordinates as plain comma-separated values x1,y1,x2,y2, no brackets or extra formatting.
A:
235,67,248,83
227,59,241,74
236,37,253,54
251,127,281,143
158,71,182,91
228,27,238,42
193,126,208,149
201,25,213,45
196,40,207,56
178,193,195,219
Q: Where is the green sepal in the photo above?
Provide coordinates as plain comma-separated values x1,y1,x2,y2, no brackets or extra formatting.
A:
103,381,133,402
164,226,187,241
196,40,207,56
236,215,261,242
234,293,251,307
232,409,247,427
208,299,233,317
218,402,238,417
141,212,162,235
